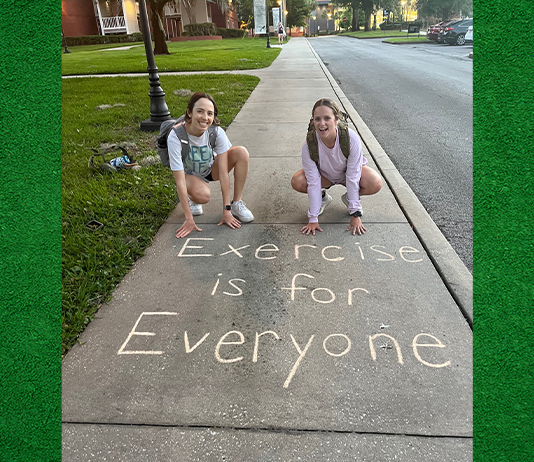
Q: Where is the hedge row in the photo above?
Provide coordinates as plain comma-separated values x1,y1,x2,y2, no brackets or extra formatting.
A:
64,33,144,46
66,25,246,45
379,21,423,30
183,22,218,36
217,27,247,38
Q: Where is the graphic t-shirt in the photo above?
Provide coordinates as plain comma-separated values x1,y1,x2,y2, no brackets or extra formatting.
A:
167,125,232,177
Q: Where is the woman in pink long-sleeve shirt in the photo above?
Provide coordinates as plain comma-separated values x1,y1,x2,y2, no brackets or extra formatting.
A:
291,99,382,236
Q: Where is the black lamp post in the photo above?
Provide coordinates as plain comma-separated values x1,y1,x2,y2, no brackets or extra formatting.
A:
62,28,71,54
138,0,172,131
266,0,271,48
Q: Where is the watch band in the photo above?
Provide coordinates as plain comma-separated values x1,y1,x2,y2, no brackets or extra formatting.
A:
350,210,362,218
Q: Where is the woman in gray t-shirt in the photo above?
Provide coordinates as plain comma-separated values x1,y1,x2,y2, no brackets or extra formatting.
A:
168,92,254,238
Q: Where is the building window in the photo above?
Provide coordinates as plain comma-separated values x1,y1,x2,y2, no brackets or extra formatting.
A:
227,19,230,28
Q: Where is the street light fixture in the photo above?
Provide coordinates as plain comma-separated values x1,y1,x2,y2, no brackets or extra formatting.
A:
62,28,71,54
265,0,271,48
137,0,171,131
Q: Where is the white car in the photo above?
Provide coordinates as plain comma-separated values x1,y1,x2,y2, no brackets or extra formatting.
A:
465,25,473,44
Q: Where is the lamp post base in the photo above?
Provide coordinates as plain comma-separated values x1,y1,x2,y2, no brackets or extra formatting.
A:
140,118,169,132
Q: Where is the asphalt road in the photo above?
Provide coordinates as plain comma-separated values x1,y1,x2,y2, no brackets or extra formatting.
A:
308,36,473,272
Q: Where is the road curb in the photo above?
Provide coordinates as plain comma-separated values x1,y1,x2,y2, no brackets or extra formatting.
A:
306,39,472,327
381,40,429,44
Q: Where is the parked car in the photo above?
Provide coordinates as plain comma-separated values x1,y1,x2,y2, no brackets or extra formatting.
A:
465,25,473,44
440,18,473,46
426,19,460,43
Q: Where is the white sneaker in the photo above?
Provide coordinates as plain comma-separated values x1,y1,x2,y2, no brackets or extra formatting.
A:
188,198,203,216
341,192,349,207
231,200,254,223
318,190,333,216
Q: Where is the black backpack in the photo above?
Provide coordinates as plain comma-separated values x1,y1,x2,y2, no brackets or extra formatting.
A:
157,115,218,167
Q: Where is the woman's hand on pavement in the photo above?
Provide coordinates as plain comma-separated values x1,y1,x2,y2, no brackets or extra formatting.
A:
176,219,202,238
218,210,241,229
346,216,366,235
301,222,323,235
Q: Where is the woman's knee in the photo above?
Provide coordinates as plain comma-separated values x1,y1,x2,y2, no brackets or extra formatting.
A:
190,189,210,204
186,177,211,203
370,174,382,194
291,172,308,192
361,167,382,195
229,146,249,164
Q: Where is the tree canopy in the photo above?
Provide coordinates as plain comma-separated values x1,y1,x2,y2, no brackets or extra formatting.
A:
286,0,316,30
416,0,473,20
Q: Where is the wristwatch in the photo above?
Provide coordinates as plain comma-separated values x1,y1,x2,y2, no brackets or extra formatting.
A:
350,210,362,218
225,205,232,210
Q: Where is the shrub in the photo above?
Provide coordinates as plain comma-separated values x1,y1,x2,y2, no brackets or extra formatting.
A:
184,22,218,36
379,22,400,30
216,28,246,38
65,33,144,47
217,27,229,38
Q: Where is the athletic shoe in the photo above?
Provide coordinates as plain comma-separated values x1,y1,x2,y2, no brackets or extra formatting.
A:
231,200,254,223
318,190,333,216
188,198,203,216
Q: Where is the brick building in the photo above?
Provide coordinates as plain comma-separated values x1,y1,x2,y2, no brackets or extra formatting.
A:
62,0,239,39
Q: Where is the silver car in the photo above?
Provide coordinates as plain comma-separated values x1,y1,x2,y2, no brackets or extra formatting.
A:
465,25,473,44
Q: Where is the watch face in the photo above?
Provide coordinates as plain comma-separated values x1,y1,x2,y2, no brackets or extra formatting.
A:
225,205,231,210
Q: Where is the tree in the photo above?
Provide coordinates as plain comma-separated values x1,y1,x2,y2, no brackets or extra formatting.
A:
147,0,230,55
147,0,173,55
334,7,352,31
361,0,373,31
332,0,360,32
286,0,315,32
416,0,472,21
238,0,255,30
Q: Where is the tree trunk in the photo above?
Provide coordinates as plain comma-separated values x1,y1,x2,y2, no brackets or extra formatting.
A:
352,6,359,31
364,11,372,31
150,0,170,55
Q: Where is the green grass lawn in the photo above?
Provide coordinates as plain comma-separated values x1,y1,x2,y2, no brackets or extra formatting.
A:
64,42,145,53
62,38,281,75
62,74,259,355
341,30,419,38
383,36,430,43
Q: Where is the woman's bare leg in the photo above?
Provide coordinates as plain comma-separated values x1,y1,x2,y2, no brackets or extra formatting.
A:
291,169,332,193
211,146,249,202
359,165,382,196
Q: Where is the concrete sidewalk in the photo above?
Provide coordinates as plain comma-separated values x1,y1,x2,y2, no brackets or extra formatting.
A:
62,38,472,461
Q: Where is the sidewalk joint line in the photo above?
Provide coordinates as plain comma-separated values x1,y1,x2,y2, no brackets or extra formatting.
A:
62,420,473,439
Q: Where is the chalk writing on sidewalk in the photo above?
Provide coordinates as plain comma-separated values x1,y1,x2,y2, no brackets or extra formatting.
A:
117,237,439,388
117,312,451,388
177,238,424,263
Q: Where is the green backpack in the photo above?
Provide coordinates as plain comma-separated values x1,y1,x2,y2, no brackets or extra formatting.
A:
306,117,351,167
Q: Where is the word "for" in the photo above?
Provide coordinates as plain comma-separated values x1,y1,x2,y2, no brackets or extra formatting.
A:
211,273,370,305
117,312,451,388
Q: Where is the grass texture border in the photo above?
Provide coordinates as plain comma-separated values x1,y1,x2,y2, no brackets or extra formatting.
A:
0,1,62,460
472,0,534,460
2,0,534,459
